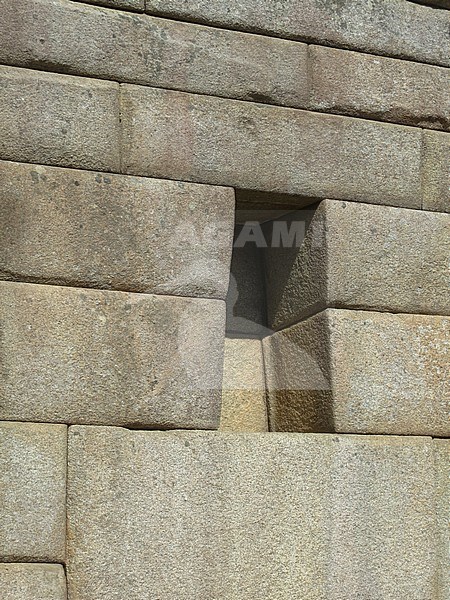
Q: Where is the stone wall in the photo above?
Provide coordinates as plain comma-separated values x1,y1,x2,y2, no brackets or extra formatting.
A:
0,1,448,598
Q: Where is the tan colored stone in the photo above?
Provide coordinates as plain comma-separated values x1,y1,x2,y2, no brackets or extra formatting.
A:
0,422,67,562
0,564,67,600
144,0,450,67
0,66,119,172
0,0,309,109
220,338,268,432
0,160,234,299
121,85,422,208
264,200,450,330
434,440,450,600
309,45,450,130
264,309,450,436
0,281,225,429
422,130,450,212
67,427,436,600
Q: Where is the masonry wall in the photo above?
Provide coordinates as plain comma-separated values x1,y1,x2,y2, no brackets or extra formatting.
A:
0,1,448,599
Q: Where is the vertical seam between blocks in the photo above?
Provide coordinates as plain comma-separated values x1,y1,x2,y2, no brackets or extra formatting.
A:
118,83,124,174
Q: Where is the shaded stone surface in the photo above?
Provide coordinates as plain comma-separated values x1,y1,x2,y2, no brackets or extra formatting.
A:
71,0,143,9
0,564,67,600
0,65,119,172
0,422,67,562
0,160,234,298
0,281,225,429
264,309,450,436
422,130,450,213
121,85,422,208
434,440,450,600
67,427,436,600
264,200,450,330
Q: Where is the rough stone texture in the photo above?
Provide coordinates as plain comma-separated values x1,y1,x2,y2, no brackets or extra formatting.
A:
121,85,422,208
0,160,234,299
67,427,436,600
144,0,450,67
264,200,450,330
434,440,450,600
0,65,119,172
0,564,67,600
220,338,268,432
263,309,450,436
0,281,225,429
72,0,144,9
0,0,309,110
309,45,450,130
422,130,450,212
0,422,67,562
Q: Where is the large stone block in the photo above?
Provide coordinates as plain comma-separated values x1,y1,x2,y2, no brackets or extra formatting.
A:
422,130,450,213
145,0,450,67
434,440,450,600
0,160,234,299
0,66,119,172
0,422,67,562
220,338,268,432
0,0,309,109
309,45,450,130
264,200,450,330
0,281,225,429
0,564,67,600
121,85,422,208
263,309,450,436
67,427,436,600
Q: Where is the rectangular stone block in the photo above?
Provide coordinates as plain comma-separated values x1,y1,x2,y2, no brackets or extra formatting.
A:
264,200,450,330
0,281,225,429
0,65,119,172
67,427,436,600
309,45,450,130
263,309,450,436
0,0,309,110
0,422,67,562
0,564,67,600
121,85,422,208
434,440,450,600
145,0,450,67
0,160,234,299
220,338,268,432
422,130,450,212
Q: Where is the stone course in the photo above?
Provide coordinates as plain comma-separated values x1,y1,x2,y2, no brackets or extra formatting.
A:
0,281,225,429
0,564,67,600
0,160,234,298
422,130,450,212
0,422,67,562
264,309,450,436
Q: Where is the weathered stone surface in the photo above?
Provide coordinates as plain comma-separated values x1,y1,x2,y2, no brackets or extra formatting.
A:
434,440,450,600
264,200,450,330
0,160,234,299
0,564,67,600
0,66,119,172
309,45,450,130
72,0,144,9
264,309,450,436
0,281,225,429
145,0,450,67
422,130,450,212
0,422,67,562
0,0,309,109
121,85,422,208
67,427,436,600
220,338,268,432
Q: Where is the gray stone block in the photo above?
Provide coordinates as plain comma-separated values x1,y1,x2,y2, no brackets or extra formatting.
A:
309,45,450,130
264,309,450,436
0,160,234,299
422,130,450,213
121,85,422,208
67,427,436,600
145,0,450,67
0,281,225,429
220,338,268,432
434,440,450,600
264,200,450,330
0,564,67,600
0,0,309,109
0,422,67,562
0,65,119,172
